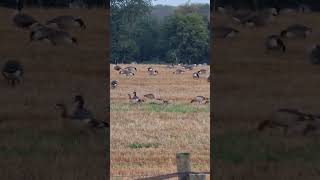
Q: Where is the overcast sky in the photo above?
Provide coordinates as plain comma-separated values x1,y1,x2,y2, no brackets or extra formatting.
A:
152,0,209,6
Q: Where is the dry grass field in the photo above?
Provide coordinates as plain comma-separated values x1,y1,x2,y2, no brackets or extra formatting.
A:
110,64,210,179
213,12,320,179
0,7,108,180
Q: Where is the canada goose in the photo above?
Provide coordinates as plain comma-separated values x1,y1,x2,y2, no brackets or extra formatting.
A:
119,69,134,76
46,15,86,30
147,67,153,72
166,64,175,69
173,69,185,74
149,70,158,76
55,95,109,130
281,24,312,38
265,35,286,52
113,65,121,71
193,72,200,79
231,10,255,24
310,44,320,64
124,66,137,72
182,65,193,70
47,30,78,45
213,26,239,39
111,80,118,89
257,108,314,135
144,93,155,99
2,60,24,87
31,28,78,46
191,96,209,104
128,92,143,104
243,10,277,27
13,8,38,29
198,69,207,74
29,25,56,42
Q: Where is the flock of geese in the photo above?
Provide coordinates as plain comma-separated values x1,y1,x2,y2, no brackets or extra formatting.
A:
214,6,320,64
214,5,320,135
111,63,210,105
1,5,109,130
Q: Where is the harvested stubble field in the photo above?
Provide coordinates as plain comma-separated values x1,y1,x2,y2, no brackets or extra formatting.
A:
0,8,108,180
110,64,210,179
213,13,320,179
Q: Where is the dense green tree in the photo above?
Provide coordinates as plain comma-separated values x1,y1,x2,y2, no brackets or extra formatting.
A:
162,12,209,64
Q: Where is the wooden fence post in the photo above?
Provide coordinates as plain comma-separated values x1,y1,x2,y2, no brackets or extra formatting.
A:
176,152,191,180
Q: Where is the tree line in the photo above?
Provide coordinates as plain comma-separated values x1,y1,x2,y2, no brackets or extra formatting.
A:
111,0,209,64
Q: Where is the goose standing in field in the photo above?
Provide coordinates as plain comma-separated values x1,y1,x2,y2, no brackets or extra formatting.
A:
191,96,209,104
128,91,143,104
213,26,239,39
46,15,86,30
147,67,153,72
166,63,175,69
111,80,118,89
257,108,314,135
198,69,207,74
243,9,277,27
55,96,109,130
2,60,24,87
12,0,38,30
149,70,158,76
265,35,286,53
281,24,312,38
173,69,185,74
119,69,134,76
124,66,137,72
193,72,200,79
144,93,155,99
45,30,78,46
309,44,320,64
113,65,121,71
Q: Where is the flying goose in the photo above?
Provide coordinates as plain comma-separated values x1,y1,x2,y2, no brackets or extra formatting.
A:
111,80,118,89
213,26,239,39
257,108,314,135
309,44,320,64
2,60,24,87
55,96,109,129
281,24,312,38
191,96,209,104
265,35,286,52
46,15,86,30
